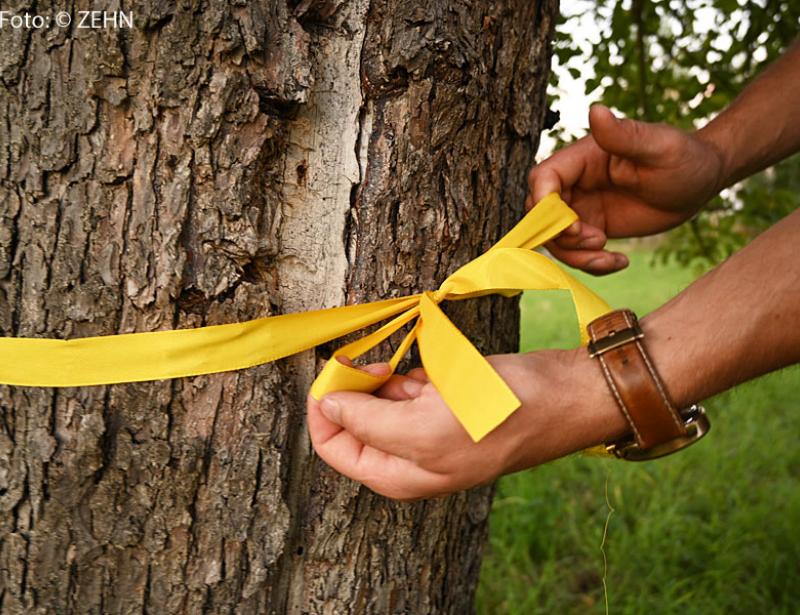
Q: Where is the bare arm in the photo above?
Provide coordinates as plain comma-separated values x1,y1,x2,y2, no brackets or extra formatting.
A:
642,207,800,411
699,41,800,190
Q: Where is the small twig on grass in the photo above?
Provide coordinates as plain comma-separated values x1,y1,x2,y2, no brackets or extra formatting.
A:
600,470,615,615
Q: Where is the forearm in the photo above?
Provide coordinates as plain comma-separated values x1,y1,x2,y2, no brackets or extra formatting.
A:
545,206,800,455
642,207,800,409
697,40,800,190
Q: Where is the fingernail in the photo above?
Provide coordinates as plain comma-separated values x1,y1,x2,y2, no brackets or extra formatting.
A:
320,397,341,423
402,378,424,398
564,221,581,236
615,254,629,268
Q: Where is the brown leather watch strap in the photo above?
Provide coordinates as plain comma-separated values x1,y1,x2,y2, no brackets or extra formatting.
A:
587,309,687,450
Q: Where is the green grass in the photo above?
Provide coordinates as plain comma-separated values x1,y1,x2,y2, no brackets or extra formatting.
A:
477,250,800,615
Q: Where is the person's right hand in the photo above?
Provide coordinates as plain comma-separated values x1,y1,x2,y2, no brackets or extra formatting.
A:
527,105,727,274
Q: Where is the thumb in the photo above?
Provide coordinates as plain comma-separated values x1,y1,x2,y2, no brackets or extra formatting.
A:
589,104,667,162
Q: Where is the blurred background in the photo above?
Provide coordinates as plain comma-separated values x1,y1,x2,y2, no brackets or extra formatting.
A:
477,2,800,613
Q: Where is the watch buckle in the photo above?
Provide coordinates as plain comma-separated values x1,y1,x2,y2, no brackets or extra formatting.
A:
587,320,644,358
605,404,711,461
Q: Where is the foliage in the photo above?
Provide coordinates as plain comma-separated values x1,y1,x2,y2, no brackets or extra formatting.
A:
549,0,800,268
659,155,800,270
477,252,800,614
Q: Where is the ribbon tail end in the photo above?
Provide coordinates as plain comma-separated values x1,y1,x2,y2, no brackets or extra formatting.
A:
464,397,522,443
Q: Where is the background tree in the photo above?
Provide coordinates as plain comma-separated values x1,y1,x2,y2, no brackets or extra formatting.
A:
549,0,799,267
0,0,558,612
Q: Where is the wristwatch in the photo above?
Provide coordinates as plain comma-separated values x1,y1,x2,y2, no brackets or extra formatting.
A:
587,309,710,461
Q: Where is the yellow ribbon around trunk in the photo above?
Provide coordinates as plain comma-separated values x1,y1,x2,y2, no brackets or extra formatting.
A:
0,194,611,442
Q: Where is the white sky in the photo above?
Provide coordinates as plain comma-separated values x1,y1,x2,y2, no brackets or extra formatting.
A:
538,2,602,160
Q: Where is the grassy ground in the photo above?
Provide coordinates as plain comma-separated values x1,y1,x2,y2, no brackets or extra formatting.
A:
476,250,800,615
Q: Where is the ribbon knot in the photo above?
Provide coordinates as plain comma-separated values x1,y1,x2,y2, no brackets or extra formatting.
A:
430,288,449,304
0,194,611,442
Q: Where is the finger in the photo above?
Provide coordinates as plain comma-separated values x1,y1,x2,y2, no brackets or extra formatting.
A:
527,192,582,241
528,139,592,202
376,374,427,401
552,221,607,250
527,165,563,204
546,242,629,275
308,401,450,500
356,447,453,500
589,104,667,163
526,183,578,213
527,192,583,249
307,393,344,443
406,367,430,383
563,221,581,236
318,391,426,459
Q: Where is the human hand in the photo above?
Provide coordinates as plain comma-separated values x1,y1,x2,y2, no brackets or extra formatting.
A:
306,351,628,501
527,105,726,274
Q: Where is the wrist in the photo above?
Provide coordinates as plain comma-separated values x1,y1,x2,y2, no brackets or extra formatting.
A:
561,346,630,445
508,348,628,471
695,119,737,193
638,298,707,410
583,309,711,460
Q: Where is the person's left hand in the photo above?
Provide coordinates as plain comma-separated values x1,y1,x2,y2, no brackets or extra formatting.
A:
306,350,627,501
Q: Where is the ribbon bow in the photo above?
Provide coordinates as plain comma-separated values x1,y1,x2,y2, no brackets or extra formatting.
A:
0,194,610,441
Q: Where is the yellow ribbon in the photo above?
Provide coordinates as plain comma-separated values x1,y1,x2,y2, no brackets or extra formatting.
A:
0,194,611,442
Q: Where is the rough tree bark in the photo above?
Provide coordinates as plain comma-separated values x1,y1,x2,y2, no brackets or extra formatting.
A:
0,0,557,613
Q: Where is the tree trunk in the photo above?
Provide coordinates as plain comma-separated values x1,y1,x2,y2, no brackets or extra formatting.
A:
0,1,557,613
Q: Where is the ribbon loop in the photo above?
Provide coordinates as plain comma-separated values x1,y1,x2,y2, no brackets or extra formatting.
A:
0,194,612,442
